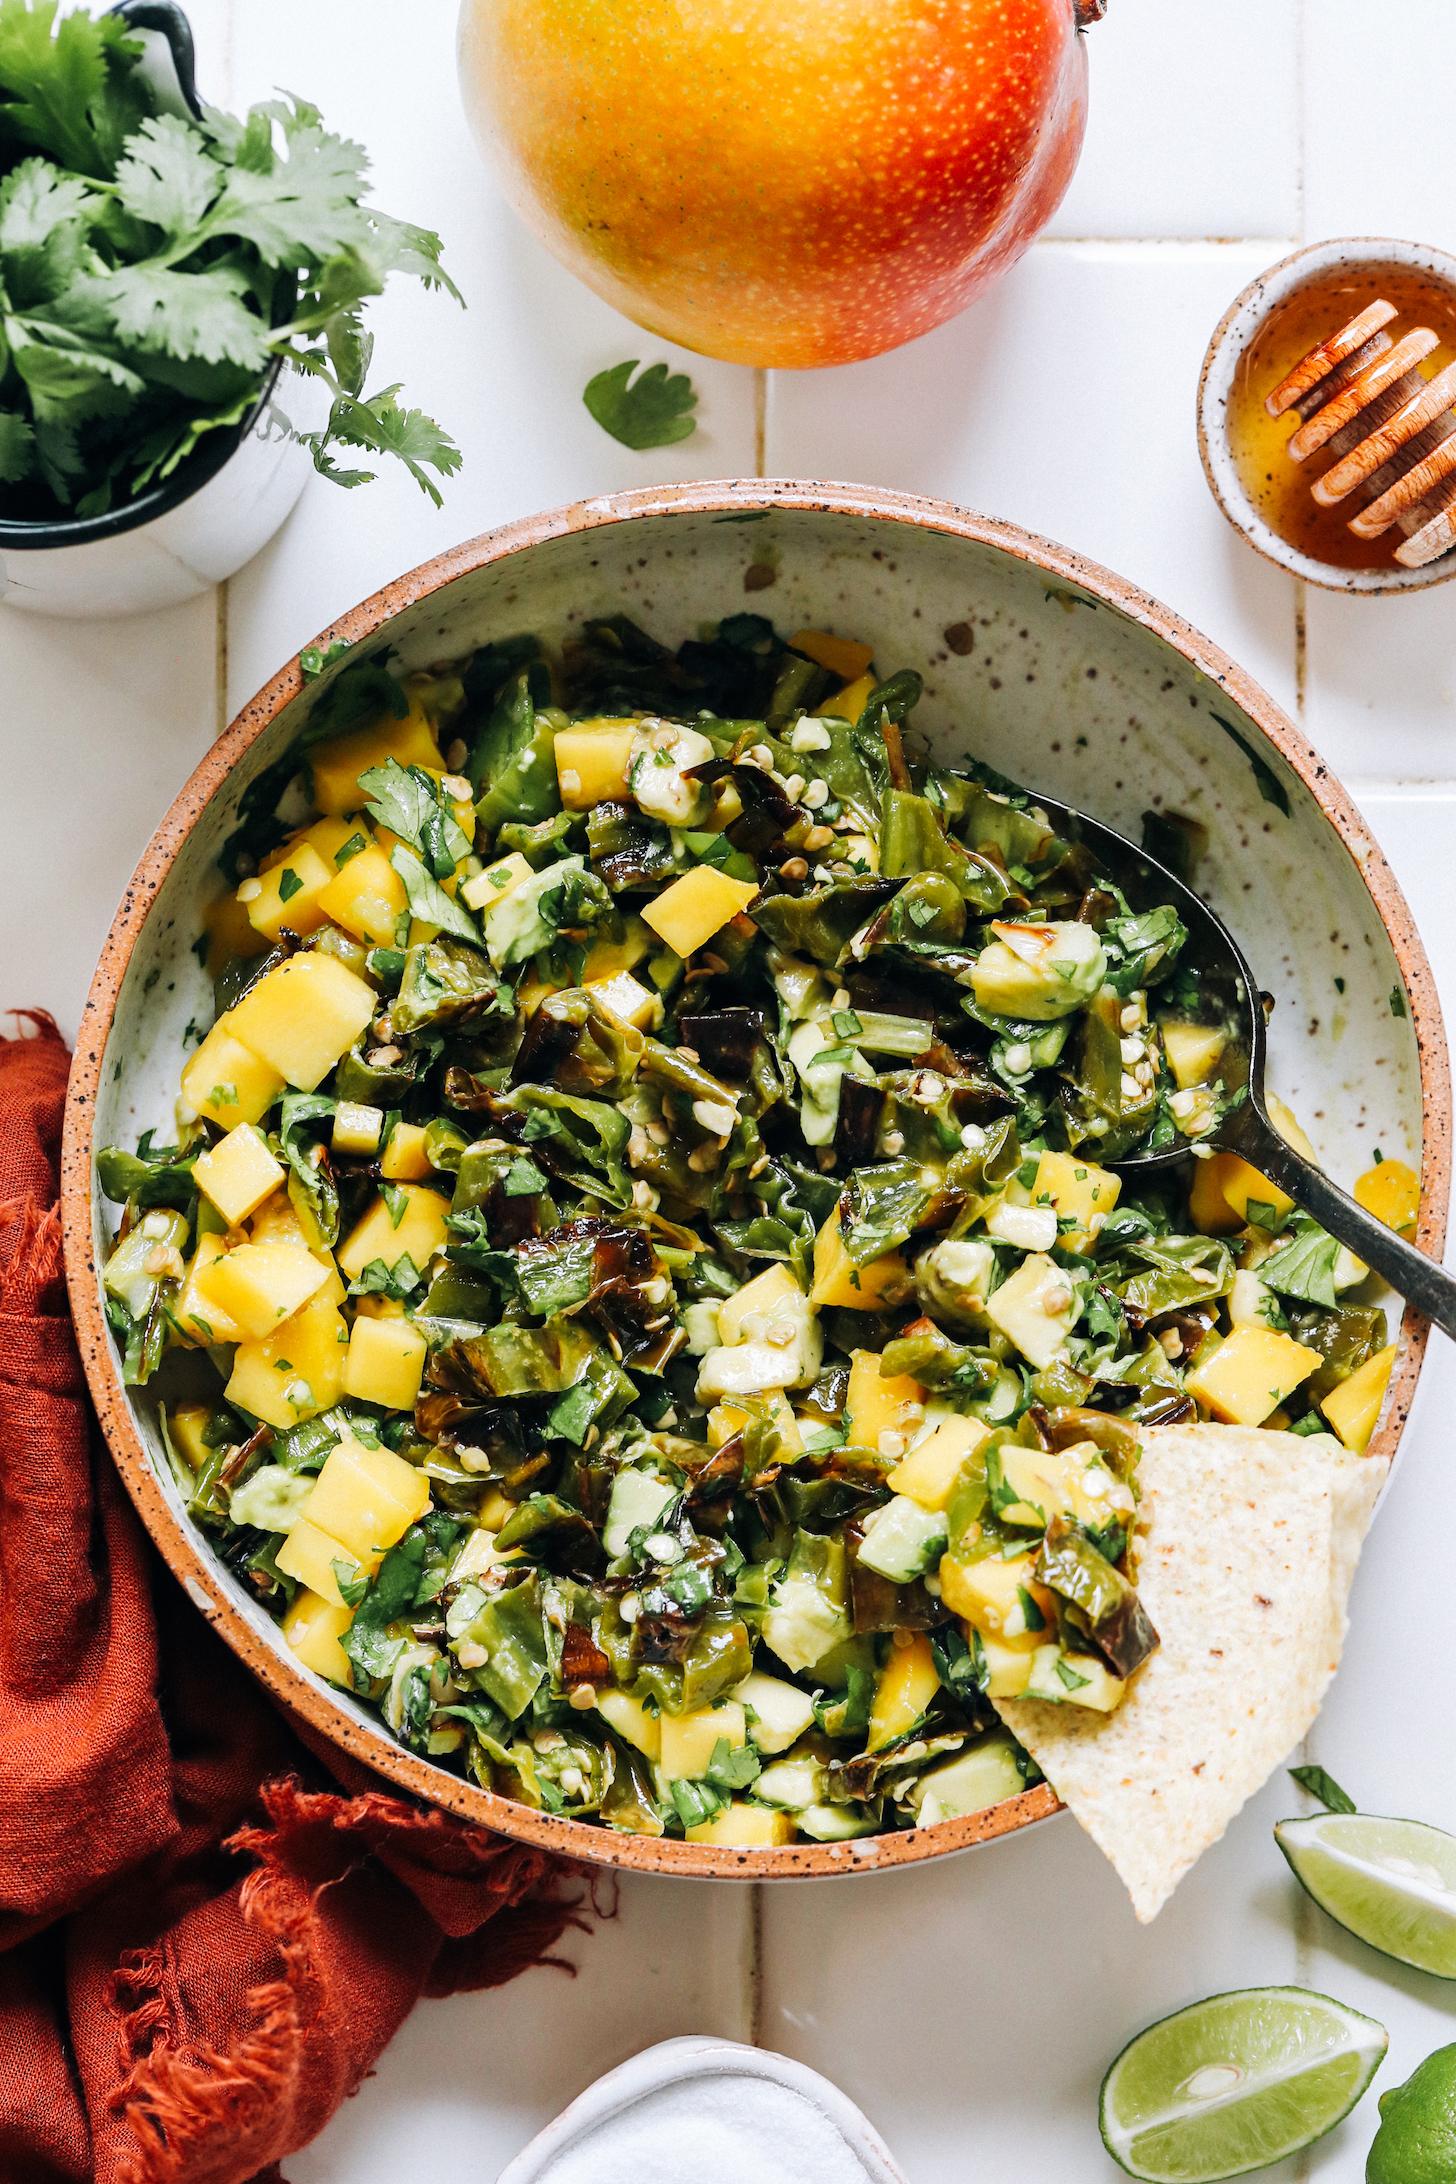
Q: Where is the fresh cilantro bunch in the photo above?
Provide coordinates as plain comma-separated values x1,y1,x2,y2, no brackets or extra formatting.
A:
0,0,462,520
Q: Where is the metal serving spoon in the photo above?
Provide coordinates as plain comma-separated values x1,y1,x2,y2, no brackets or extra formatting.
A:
1032,790,1456,1342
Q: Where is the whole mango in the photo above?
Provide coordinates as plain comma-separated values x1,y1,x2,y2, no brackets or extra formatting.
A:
459,0,1100,368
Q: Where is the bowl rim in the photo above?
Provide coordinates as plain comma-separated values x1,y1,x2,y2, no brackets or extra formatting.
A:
60,476,1452,1881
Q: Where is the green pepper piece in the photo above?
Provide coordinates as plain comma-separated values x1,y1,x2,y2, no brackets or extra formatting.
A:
469,675,563,832
460,1573,550,1719
880,788,1012,914
1034,1515,1158,1679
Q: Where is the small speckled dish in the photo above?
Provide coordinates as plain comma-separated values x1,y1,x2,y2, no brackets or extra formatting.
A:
60,480,1451,1882
1198,236,1456,593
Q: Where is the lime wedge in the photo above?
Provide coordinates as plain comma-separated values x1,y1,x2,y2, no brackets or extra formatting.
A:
1276,1812,1456,1977
1099,1987,1387,2182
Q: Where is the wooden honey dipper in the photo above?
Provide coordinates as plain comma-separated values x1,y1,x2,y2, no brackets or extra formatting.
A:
1266,298,1456,568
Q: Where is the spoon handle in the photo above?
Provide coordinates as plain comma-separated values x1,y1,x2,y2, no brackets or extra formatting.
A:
1242,1118,1456,1342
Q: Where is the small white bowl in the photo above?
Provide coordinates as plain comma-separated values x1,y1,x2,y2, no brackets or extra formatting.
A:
498,2038,907,2184
1197,235,1456,594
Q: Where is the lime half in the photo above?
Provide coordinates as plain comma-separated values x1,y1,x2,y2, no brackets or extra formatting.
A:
1276,1812,1456,1978
1099,1987,1387,2182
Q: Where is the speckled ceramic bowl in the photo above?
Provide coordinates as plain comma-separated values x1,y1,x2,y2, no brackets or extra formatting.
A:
61,480,1451,1880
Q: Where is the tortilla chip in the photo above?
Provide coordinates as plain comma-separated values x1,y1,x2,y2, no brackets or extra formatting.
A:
993,1425,1385,1921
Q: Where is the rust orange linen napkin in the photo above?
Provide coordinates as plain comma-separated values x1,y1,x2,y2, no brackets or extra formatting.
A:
0,1017,587,2184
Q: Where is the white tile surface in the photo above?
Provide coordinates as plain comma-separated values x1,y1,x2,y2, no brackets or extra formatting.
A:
1050,0,1300,241
5,6,1456,2184
765,241,1299,713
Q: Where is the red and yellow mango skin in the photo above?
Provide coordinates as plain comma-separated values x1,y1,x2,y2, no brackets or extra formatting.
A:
459,0,1090,369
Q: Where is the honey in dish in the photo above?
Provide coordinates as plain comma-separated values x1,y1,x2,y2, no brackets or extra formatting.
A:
1228,262,1456,570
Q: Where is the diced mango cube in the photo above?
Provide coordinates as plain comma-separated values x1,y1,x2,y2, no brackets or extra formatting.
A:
228,953,377,1092
238,842,334,943
277,1516,378,1606
1187,1325,1323,1426
641,866,760,957
181,1020,284,1130
984,1253,1078,1370
998,1444,1132,1531
868,1632,941,1752
316,841,408,947
379,1122,433,1181
888,1411,987,1510
939,1551,1046,1639
282,1589,355,1684
309,700,442,815
554,722,637,809
1188,1152,1245,1234
1161,1020,1227,1090
810,1204,910,1311
175,1234,246,1346
1354,1159,1419,1237
194,1241,329,1340
225,1297,348,1429
166,1403,214,1473
193,1122,285,1227
706,1392,802,1457
1320,1342,1397,1454
337,1185,450,1282
201,887,266,972
1031,1149,1121,1254
343,1314,428,1411
820,671,875,723
977,1632,1039,1699
305,1433,431,1562
685,1802,794,1847
261,816,360,873
581,918,654,981
658,1701,747,1782
791,629,874,683
846,1349,925,1453
460,850,534,915
596,1689,662,1762
332,1101,384,1157
585,968,658,1030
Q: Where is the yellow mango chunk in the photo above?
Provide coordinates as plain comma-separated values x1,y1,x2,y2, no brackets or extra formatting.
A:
282,1589,354,1684
229,953,377,1092
888,1411,988,1510
306,1434,431,1562
1187,1152,1244,1234
820,671,875,723
181,1020,284,1130
998,1444,1133,1532
810,1204,910,1311
276,1515,379,1606
1031,1148,1121,1254
195,1241,329,1341
309,700,442,815
685,1803,794,1848
1193,1095,1315,1231
201,887,266,972
554,722,637,809
1187,1325,1323,1426
845,1349,925,1453
939,1551,1047,1640
380,1122,433,1181
460,849,534,915
175,1234,246,1346
332,1101,383,1157
316,841,407,947
596,1689,662,1762
343,1314,427,1411
166,1403,214,1473
717,1263,801,1345
193,1122,284,1227
658,1700,747,1781
868,1632,941,1753
261,816,359,874
1162,1020,1227,1090
337,1185,450,1282
584,967,658,1030
1321,1343,1397,1454
1354,1159,1419,1238
978,1632,1040,1699
641,865,760,957
247,1200,345,1302
581,917,654,981
226,1297,349,1429
706,1392,802,1457
791,630,874,683
238,842,334,943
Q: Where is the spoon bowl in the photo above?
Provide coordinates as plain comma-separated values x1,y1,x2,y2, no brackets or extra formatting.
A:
1040,791,1456,1340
